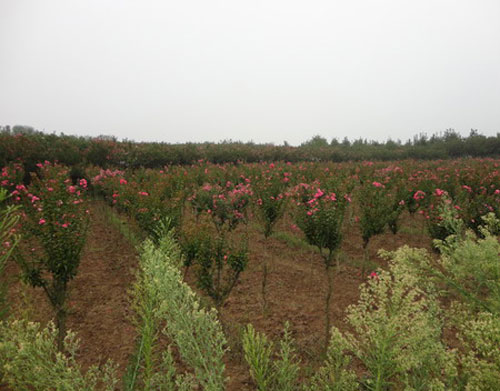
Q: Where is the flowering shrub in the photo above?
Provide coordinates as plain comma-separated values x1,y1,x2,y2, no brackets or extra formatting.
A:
15,162,89,349
293,182,348,348
253,168,289,238
190,181,253,233
358,180,395,247
294,183,347,261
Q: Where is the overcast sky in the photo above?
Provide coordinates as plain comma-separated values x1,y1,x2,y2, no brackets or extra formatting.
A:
1,0,499,146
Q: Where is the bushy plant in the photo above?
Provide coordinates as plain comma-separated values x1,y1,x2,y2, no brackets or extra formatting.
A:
15,161,89,349
195,234,248,309
330,253,456,391
457,311,500,390
0,320,117,391
305,328,358,391
242,322,300,391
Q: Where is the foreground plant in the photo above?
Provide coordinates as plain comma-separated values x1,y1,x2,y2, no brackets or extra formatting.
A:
330,252,456,390
15,162,89,349
0,320,117,391
242,322,300,391
124,222,227,391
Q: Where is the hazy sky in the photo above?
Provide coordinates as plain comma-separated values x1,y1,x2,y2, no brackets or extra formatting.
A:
1,0,499,146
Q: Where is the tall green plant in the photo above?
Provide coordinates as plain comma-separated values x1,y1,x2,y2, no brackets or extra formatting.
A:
125,224,227,391
242,322,300,391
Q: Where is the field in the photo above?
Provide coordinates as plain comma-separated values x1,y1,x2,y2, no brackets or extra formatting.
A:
1,158,500,390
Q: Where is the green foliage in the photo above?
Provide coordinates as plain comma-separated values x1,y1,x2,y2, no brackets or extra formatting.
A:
242,324,273,391
0,320,117,391
134,228,227,391
242,322,300,391
253,171,288,239
0,188,21,319
306,328,358,391
358,181,395,246
457,311,500,390
331,254,455,391
195,235,248,308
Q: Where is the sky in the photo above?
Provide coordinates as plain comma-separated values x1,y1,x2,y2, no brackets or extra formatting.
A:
1,0,499,146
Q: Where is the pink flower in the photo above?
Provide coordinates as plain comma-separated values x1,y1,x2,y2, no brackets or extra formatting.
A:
68,186,76,193
314,189,324,199
138,191,149,196
369,271,379,280
413,190,425,201
398,200,405,206
120,178,128,185
372,181,384,188
62,223,69,228
47,187,54,192
79,179,88,188
39,218,46,225
435,188,445,197
462,185,472,193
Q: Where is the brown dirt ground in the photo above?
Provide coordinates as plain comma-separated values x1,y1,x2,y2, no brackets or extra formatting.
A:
2,204,433,390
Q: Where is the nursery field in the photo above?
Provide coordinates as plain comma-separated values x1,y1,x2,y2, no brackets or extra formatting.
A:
1,158,500,390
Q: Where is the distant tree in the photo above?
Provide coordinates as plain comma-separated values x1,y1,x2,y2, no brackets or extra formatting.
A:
302,135,329,148
330,138,339,146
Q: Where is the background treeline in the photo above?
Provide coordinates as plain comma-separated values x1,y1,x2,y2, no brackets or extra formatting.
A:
2,125,500,169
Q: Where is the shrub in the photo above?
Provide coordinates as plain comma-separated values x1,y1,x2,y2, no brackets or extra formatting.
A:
242,322,300,391
15,162,89,349
0,320,117,391
330,252,456,390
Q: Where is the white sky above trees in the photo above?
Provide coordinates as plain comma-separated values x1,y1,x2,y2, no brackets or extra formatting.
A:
1,0,499,146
